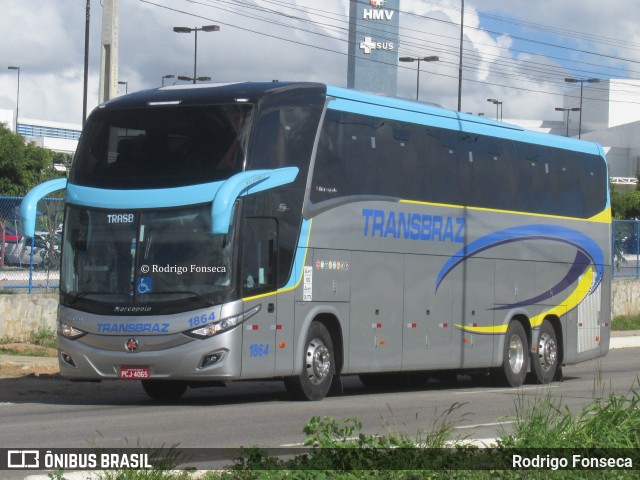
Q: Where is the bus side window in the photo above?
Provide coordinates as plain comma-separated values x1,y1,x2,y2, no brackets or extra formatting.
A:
242,217,278,294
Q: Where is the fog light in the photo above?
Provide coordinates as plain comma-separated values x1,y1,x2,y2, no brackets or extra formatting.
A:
199,352,225,369
60,351,77,367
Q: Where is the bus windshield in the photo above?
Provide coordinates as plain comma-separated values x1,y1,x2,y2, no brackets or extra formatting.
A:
70,104,253,189
61,204,234,306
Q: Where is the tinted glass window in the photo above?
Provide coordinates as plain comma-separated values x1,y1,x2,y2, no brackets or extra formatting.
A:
311,109,607,218
248,98,323,182
71,104,253,189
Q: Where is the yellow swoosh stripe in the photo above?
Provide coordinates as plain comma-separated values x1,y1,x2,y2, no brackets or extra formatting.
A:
456,266,594,334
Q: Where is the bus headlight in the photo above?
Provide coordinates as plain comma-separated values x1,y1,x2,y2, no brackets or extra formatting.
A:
185,304,261,339
58,322,87,339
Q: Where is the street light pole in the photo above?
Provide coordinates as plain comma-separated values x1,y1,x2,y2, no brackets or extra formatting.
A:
162,74,175,86
564,77,600,139
555,107,581,137
487,98,502,121
7,66,20,132
177,75,211,83
83,0,90,125
399,56,439,101
173,25,220,85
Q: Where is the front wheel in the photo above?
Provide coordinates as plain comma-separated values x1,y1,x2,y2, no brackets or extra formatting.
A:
285,322,335,401
530,320,559,384
493,321,529,387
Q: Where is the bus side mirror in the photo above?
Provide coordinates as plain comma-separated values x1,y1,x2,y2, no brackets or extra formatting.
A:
20,178,68,237
211,167,298,234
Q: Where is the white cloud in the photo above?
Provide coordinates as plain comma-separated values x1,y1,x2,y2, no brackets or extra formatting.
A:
0,0,637,125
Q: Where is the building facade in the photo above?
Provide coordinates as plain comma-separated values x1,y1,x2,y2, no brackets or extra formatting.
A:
0,108,80,155
347,0,400,96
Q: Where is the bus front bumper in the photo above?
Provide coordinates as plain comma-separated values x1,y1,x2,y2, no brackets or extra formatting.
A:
57,327,243,381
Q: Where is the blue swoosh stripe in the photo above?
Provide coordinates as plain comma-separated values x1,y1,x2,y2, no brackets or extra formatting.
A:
435,225,604,296
493,250,590,310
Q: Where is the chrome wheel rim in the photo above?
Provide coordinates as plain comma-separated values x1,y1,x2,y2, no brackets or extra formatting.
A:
508,334,525,374
538,332,557,372
306,338,331,385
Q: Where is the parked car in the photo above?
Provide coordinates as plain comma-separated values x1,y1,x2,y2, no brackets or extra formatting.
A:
34,231,62,252
1,225,21,243
4,237,45,266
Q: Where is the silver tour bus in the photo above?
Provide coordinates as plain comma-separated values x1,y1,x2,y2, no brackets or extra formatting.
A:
22,82,611,400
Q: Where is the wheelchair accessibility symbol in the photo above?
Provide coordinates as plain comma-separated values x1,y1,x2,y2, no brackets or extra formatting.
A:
137,276,153,294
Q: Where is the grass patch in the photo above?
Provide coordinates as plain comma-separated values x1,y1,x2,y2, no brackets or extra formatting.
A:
0,327,58,356
498,387,640,449
78,382,640,480
611,314,640,331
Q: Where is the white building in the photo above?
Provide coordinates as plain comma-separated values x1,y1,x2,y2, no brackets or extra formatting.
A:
0,108,80,155
506,79,640,191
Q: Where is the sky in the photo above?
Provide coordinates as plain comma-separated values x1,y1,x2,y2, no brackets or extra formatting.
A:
1,0,640,127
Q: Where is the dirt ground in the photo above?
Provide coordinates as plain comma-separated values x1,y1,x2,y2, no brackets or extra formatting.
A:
0,343,59,377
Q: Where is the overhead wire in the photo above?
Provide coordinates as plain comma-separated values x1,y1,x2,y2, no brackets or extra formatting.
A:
138,0,640,106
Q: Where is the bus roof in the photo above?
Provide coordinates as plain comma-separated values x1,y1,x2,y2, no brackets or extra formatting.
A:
96,81,604,157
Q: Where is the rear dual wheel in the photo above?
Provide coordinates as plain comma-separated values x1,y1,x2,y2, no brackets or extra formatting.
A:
530,320,559,384
493,321,528,387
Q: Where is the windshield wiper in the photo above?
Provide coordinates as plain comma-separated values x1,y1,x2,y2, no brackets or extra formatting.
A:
138,290,216,305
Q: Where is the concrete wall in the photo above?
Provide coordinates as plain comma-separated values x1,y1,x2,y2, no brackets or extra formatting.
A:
611,278,640,318
0,281,638,339
0,294,57,339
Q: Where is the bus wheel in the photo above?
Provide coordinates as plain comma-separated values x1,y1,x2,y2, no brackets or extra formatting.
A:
531,320,558,384
141,380,188,401
285,322,335,401
494,321,528,387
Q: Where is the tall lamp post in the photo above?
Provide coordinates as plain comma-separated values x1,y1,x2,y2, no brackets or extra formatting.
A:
118,80,128,95
162,74,175,86
487,98,502,121
7,66,20,132
555,107,581,137
564,77,600,139
173,25,220,84
399,56,439,101
177,75,211,83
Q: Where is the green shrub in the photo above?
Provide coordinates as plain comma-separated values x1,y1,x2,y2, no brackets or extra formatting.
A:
611,314,640,331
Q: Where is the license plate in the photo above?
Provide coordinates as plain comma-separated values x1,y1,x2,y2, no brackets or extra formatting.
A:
119,366,150,379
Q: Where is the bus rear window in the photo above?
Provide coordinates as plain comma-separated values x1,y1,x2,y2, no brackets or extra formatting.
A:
70,104,253,189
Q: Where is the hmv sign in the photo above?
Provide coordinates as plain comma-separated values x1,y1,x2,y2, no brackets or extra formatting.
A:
347,0,400,96
363,0,395,21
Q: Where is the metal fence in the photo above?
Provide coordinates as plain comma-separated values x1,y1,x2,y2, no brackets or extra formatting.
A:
0,195,64,292
613,219,640,278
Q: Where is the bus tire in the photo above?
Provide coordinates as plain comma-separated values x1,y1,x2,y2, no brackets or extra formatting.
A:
285,322,335,401
531,320,558,384
494,321,528,387
141,380,188,401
